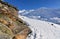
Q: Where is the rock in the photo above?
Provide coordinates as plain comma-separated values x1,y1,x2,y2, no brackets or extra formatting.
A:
0,31,12,39
0,0,31,39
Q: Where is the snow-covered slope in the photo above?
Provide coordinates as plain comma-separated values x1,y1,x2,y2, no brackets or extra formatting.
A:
19,15,60,39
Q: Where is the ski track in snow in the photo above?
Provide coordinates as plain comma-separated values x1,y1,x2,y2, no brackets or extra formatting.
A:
19,15,60,39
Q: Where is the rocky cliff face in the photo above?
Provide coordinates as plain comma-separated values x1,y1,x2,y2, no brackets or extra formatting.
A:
0,0,31,39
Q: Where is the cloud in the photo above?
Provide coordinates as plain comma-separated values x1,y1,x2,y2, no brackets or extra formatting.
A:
50,17,60,22
50,17,60,20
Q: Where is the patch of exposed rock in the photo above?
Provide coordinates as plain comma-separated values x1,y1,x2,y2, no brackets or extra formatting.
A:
0,0,32,39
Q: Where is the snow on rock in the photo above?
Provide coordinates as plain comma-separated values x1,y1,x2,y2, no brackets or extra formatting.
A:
18,15,60,39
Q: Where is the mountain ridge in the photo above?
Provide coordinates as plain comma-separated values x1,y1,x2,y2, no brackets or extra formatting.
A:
19,7,60,24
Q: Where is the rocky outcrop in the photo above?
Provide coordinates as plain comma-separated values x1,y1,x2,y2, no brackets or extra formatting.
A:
0,0,31,39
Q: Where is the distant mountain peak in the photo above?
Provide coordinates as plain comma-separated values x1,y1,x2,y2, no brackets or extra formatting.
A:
39,7,48,9
19,7,60,24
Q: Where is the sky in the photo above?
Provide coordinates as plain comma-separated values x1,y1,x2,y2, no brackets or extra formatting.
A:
4,0,60,10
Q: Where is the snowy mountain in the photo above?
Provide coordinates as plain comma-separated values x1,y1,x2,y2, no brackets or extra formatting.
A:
19,15,60,39
19,7,60,24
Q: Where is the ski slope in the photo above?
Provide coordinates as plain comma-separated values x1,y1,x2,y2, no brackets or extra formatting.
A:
19,15,60,39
